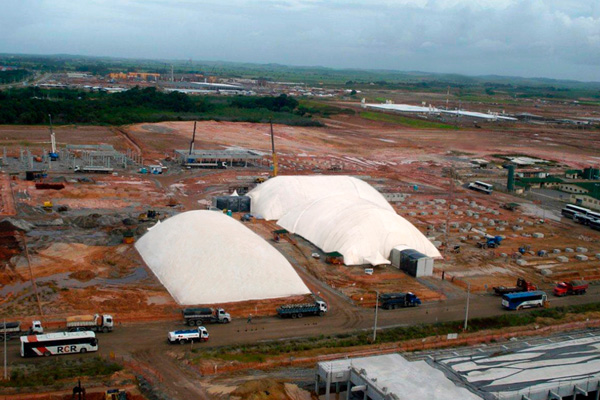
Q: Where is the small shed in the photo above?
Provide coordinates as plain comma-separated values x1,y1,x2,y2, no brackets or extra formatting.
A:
390,246,434,277
212,195,251,212
325,251,344,265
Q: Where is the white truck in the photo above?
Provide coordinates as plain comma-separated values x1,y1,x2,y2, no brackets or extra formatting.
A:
66,314,114,333
167,327,209,344
0,320,43,341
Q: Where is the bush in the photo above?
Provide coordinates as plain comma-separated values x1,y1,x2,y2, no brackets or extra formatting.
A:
0,357,122,388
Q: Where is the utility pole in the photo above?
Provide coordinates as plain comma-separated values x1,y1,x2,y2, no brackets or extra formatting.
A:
270,120,278,177
464,283,471,331
444,168,455,256
373,291,379,342
3,318,6,380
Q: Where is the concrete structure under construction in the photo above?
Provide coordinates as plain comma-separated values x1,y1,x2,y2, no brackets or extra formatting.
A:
316,335,600,400
438,335,600,400
174,148,264,168
316,354,479,400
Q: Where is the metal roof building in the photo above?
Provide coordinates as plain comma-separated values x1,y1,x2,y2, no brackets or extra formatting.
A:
174,148,264,168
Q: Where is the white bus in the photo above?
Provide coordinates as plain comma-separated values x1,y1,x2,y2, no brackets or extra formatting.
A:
20,331,98,357
468,181,493,195
561,204,591,219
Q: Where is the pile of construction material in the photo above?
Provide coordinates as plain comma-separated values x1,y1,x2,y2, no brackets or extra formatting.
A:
135,210,310,304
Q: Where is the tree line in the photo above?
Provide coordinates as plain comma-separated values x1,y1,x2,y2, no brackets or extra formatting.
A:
0,87,317,126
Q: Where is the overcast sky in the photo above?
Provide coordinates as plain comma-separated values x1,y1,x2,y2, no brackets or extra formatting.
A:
1,0,599,81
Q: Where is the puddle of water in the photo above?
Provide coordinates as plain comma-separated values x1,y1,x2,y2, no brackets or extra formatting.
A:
0,267,148,297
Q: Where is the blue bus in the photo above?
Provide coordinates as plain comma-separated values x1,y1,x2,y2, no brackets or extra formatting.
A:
501,291,547,310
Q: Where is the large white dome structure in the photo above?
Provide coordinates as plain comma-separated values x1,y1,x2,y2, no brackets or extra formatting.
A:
277,195,441,266
247,175,393,220
135,210,310,305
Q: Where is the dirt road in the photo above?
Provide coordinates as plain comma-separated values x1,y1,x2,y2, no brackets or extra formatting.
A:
5,285,599,362
2,284,598,399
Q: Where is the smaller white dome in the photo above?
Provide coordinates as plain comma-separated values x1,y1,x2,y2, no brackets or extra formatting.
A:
135,210,310,304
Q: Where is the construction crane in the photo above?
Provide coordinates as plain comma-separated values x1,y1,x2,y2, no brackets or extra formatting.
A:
48,114,58,160
189,121,197,155
270,120,278,177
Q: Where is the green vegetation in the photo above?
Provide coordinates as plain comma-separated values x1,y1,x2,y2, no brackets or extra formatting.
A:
194,302,600,362
0,69,31,84
360,111,458,130
297,99,355,117
0,87,321,126
1,357,122,388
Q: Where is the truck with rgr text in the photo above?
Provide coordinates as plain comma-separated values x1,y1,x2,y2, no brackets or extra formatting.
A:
276,300,328,319
493,278,537,295
182,308,231,325
0,320,43,341
553,280,588,296
66,314,114,333
167,327,209,344
379,292,421,310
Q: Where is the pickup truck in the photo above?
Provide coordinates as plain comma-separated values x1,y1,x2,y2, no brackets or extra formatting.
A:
167,327,209,344
553,280,588,296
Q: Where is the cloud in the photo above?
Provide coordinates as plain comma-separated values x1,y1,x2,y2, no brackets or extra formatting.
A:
0,0,598,80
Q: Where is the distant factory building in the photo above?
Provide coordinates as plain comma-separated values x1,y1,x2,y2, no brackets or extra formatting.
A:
560,182,600,211
108,72,161,81
565,169,583,179
190,81,245,91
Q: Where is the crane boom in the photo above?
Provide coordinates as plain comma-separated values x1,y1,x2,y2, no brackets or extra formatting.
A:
189,121,197,155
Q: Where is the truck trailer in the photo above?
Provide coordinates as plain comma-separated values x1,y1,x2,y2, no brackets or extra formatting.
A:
167,327,209,344
276,300,328,319
182,308,231,325
493,278,537,295
553,280,588,296
0,320,43,341
379,292,421,310
66,314,114,333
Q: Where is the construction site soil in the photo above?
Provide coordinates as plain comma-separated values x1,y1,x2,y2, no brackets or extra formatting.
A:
0,97,599,399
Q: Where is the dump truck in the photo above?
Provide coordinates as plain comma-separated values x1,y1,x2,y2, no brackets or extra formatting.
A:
493,278,537,295
66,314,114,333
379,292,421,310
0,320,43,341
167,326,209,344
276,300,328,318
553,280,588,296
182,308,231,326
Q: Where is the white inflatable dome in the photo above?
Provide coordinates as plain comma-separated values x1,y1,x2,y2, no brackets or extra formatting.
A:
135,210,310,304
248,175,393,220
277,196,441,266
